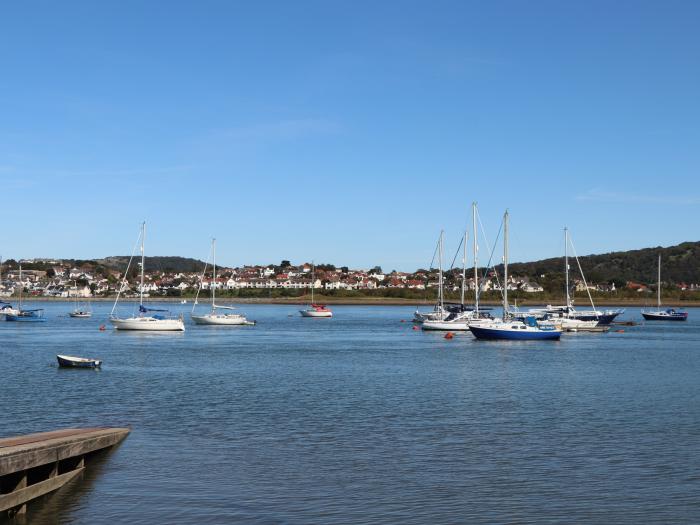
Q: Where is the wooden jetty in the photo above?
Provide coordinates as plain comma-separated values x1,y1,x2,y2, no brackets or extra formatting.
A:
0,427,129,517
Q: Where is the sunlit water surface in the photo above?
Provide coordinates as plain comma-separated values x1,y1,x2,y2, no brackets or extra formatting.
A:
1,303,699,524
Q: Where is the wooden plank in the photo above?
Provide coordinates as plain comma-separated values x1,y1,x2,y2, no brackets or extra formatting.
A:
0,428,106,449
0,467,84,512
0,428,129,476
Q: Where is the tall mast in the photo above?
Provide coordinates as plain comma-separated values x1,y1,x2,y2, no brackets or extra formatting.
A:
212,238,216,309
472,202,478,314
18,264,22,308
460,229,467,305
564,227,570,308
503,210,509,318
438,231,444,310
140,221,145,307
311,261,315,304
657,253,661,309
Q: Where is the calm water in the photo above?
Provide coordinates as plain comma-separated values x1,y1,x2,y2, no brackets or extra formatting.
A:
1,302,699,524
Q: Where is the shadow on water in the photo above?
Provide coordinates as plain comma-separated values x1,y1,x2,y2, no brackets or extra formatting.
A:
1,445,124,525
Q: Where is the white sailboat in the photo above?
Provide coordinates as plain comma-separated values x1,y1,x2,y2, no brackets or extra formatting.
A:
422,230,471,331
191,238,255,325
69,280,92,318
299,262,332,317
110,222,185,331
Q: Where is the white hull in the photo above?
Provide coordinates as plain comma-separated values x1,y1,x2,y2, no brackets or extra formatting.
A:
69,312,92,318
422,319,470,331
191,313,253,325
413,308,448,323
555,318,599,331
110,316,185,331
300,309,333,318
0,308,20,317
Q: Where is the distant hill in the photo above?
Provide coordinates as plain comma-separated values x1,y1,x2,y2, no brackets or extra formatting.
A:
503,241,700,285
98,256,207,273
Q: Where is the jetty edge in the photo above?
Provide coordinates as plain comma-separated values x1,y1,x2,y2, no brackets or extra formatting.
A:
0,427,129,517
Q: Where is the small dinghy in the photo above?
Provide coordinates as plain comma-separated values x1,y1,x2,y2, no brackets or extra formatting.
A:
57,354,102,368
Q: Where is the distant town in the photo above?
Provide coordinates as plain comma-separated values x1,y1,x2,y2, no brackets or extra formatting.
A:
1,255,697,300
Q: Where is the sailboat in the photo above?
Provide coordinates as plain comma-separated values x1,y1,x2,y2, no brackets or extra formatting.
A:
191,238,255,325
511,228,600,331
413,233,449,323
109,222,185,331
469,211,561,340
299,262,332,317
422,230,473,331
5,264,46,322
641,255,688,321
69,280,92,318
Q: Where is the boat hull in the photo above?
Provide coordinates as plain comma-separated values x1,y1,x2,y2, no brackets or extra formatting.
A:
191,314,254,325
69,312,92,318
641,311,688,321
422,320,470,331
470,325,562,340
300,309,333,318
110,317,185,331
57,355,101,368
5,314,46,322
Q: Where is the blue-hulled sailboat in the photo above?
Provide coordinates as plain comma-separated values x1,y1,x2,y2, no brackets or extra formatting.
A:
5,265,46,322
469,210,562,341
641,255,688,321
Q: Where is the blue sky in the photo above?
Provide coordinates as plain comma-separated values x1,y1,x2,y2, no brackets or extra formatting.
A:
1,1,698,271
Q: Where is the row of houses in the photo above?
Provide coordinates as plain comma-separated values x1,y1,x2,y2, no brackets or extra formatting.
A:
5,259,693,297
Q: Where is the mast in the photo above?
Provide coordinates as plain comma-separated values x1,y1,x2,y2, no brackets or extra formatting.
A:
657,253,661,309
460,229,467,305
472,202,478,314
503,210,509,318
140,221,145,307
212,238,217,310
18,264,22,309
438,231,444,310
311,261,315,304
564,227,570,309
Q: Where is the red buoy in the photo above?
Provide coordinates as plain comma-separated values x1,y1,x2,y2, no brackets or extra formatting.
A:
444,332,454,339
99,324,106,331
412,326,419,331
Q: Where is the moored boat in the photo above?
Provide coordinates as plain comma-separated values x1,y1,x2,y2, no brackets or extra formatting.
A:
470,210,562,341
57,354,102,368
109,222,185,332
5,265,46,322
641,255,688,321
300,304,333,318
641,308,688,321
470,317,562,340
6,309,46,322
191,238,255,326
300,262,332,318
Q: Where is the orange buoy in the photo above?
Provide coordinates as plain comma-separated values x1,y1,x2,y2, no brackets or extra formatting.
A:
99,324,106,331
444,332,454,339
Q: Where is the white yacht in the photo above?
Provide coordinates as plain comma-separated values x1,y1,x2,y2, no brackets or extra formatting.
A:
191,238,255,326
110,222,185,332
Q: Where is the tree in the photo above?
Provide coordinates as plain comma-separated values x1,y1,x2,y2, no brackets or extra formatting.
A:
280,260,291,268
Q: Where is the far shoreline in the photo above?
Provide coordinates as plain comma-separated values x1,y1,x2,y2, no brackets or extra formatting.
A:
9,296,700,307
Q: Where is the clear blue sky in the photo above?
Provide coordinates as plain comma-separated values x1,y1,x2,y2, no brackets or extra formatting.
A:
1,1,698,271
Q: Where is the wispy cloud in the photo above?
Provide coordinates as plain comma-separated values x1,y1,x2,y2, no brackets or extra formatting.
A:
576,188,700,205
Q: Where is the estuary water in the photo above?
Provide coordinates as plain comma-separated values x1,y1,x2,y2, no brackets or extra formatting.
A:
1,302,699,524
